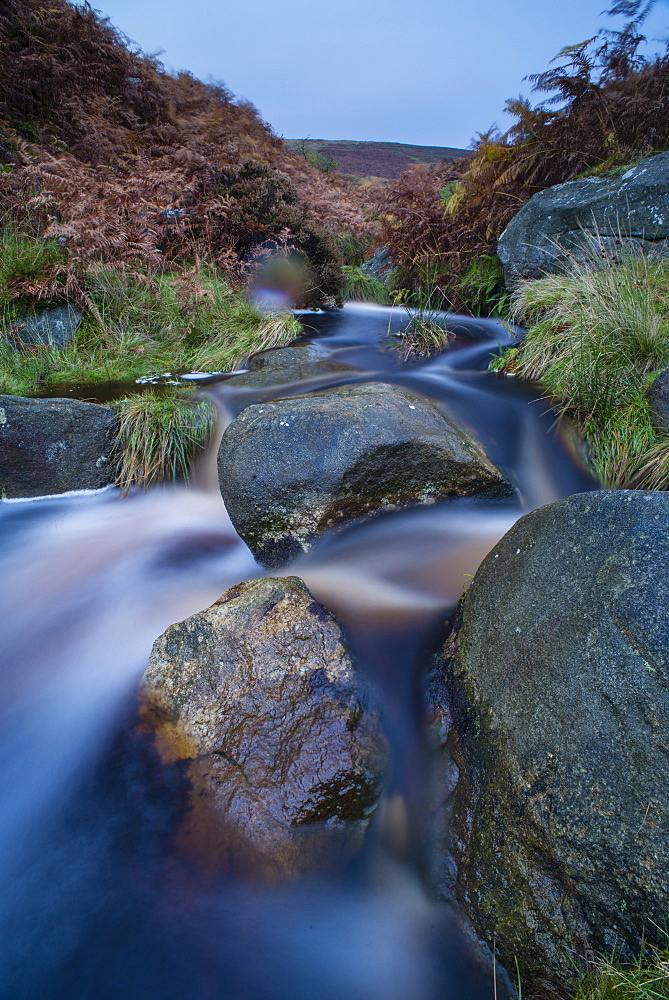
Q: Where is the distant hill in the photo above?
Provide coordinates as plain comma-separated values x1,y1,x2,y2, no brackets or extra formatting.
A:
285,139,472,181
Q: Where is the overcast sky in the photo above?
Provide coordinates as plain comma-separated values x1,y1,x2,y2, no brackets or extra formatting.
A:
92,0,669,149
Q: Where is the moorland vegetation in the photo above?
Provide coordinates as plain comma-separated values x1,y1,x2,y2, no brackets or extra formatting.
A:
2,3,669,992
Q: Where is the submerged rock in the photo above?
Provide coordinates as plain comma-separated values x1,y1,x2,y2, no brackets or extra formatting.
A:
141,576,387,875
440,490,669,993
497,152,669,288
218,381,513,567
233,342,359,388
0,394,118,497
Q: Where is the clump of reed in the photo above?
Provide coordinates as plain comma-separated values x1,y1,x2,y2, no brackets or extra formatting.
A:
112,391,217,490
504,251,669,489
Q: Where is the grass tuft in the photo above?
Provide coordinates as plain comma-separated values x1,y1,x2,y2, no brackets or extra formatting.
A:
341,265,391,304
112,391,217,490
571,937,669,1000
502,253,669,488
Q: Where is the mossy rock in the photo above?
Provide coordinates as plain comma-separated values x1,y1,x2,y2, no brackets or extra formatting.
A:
440,490,669,994
218,381,513,567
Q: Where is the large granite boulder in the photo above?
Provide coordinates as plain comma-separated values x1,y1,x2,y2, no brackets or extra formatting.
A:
498,152,669,288
218,382,513,567
0,395,118,498
439,490,669,994
141,576,387,875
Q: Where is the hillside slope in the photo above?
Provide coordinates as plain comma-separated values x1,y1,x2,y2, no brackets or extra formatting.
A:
285,139,471,180
0,0,377,304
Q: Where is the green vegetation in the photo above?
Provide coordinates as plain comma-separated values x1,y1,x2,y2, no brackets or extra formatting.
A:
0,226,67,323
341,265,391,304
0,252,301,396
456,254,510,318
496,253,669,489
395,313,453,361
571,937,669,1000
113,391,217,489
0,228,301,487
330,231,373,266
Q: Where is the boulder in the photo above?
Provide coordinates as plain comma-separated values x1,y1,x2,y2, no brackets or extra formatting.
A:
361,246,395,286
10,306,82,349
439,490,669,993
0,394,118,498
234,342,358,388
218,382,513,567
141,576,387,875
647,368,669,435
497,152,669,288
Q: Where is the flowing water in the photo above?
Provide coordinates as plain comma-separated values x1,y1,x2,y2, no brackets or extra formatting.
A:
0,304,597,999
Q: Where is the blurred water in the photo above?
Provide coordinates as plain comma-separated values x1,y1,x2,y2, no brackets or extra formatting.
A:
0,304,597,999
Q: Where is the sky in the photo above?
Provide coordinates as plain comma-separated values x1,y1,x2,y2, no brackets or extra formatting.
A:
91,0,669,149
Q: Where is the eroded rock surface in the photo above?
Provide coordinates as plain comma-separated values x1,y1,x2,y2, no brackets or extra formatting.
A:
218,381,513,567
440,490,669,993
141,576,387,875
498,152,669,288
0,394,118,497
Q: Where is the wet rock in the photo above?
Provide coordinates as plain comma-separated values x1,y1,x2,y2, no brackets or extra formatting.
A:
218,382,513,567
498,152,669,288
647,367,669,434
234,343,358,388
0,394,118,498
441,490,669,993
10,306,82,349
141,576,387,875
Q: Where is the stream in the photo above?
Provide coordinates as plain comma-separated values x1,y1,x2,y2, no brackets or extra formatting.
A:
0,303,597,999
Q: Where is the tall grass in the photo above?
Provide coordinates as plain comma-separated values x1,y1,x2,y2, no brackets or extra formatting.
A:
571,937,669,1000
505,253,669,488
0,259,302,395
341,264,391,304
112,391,217,489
